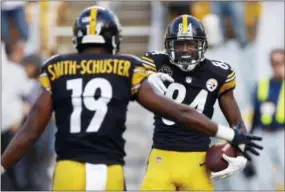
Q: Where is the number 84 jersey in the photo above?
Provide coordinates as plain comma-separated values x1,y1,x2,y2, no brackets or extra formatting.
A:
141,51,236,151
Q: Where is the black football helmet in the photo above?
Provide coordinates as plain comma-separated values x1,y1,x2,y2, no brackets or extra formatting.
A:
72,6,122,54
165,15,208,71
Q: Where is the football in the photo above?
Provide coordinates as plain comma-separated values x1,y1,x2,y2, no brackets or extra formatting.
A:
205,143,238,172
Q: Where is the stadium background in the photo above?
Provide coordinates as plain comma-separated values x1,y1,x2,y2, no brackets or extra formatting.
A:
1,1,284,190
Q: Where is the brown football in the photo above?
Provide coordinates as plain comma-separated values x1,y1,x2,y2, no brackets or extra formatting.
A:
205,143,238,172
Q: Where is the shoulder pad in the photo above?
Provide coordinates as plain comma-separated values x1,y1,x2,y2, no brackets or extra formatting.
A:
145,50,169,63
202,59,236,86
208,59,234,74
206,59,236,96
120,53,136,58
120,53,142,62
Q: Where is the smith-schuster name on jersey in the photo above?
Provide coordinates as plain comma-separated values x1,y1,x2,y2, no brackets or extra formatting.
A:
141,51,236,151
39,53,148,165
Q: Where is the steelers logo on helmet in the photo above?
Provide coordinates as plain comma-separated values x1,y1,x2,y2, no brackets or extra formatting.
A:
206,78,218,92
165,15,208,72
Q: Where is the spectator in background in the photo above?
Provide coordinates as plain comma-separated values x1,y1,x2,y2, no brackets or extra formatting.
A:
22,54,41,79
1,42,32,190
167,1,192,21
1,1,29,43
202,14,223,48
211,2,248,48
254,2,284,80
243,49,284,190
5,40,25,64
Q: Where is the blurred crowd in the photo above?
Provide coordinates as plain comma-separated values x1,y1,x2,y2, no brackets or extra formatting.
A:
1,2,56,191
167,1,260,48
1,1,284,190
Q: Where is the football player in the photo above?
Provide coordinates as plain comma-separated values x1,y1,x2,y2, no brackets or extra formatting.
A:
1,8,262,191
141,15,256,190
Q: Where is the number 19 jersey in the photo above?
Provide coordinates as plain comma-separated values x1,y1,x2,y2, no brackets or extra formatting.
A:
141,51,237,151
39,53,148,165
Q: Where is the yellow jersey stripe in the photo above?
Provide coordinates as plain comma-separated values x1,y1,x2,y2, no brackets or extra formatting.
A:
141,59,156,67
89,7,98,35
182,15,188,33
227,71,235,78
218,79,236,96
142,63,157,72
226,74,236,83
141,56,154,63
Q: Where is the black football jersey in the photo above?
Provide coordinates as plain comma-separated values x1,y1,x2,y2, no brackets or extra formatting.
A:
39,53,148,165
141,50,236,151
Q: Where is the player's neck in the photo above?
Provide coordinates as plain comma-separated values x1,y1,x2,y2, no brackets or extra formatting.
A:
81,48,109,54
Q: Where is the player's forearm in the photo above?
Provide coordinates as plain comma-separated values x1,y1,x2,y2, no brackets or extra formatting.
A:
225,111,247,134
223,106,246,133
138,81,236,142
219,91,247,133
177,106,217,136
1,125,38,169
177,107,236,142
1,92,52,169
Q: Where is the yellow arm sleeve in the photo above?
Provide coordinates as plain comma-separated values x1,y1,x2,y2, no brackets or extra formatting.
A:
39,71,51,93
131,66,149,96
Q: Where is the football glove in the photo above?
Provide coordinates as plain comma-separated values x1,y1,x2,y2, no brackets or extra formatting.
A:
147,72,174,94
231,128,263,161
242,161,256,178
211,154,247,180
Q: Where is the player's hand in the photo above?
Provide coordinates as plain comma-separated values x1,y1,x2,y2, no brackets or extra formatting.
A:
210,154,247,180
231,129,263,161
242,161,256,178
147,72,174,94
